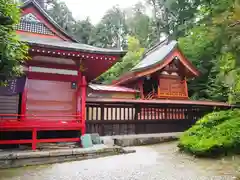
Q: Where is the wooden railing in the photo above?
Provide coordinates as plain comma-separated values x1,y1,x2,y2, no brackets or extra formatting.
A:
0,114,83,150
86,101,232,136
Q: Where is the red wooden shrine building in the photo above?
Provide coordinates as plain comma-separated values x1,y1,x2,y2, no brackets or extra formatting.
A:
112,39,200,100
0,0,126,150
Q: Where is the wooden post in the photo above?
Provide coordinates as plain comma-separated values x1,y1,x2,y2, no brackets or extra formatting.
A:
32,128,37,150
100,103,105,136
81,76,87,135
76,71,82,121
20,67,30,121
138,80,144,99
158,75,161,98
20,78,27,121
184,77,188,97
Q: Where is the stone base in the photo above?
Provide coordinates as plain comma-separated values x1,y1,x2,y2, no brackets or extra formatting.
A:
108,132,182,147
0,145,135,169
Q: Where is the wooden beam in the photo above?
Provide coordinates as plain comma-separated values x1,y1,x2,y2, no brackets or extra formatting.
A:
28,71,78,82
138,80,144,99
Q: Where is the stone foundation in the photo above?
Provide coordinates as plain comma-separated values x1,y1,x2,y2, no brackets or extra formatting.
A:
102,132,181,147
0,145,135,169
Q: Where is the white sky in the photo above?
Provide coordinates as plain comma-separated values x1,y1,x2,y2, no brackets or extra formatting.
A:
62,0,143,24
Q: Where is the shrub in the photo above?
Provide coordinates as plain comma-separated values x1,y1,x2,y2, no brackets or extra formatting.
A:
178,109,240,157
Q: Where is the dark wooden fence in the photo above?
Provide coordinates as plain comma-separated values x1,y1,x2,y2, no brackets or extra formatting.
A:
86,100,231,136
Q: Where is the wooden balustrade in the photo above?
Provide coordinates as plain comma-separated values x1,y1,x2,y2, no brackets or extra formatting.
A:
86,101,232,136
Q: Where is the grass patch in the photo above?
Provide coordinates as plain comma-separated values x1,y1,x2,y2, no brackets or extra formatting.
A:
178,109,240,157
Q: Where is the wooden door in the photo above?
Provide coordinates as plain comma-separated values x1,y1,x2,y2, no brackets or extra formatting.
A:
159,77,186,98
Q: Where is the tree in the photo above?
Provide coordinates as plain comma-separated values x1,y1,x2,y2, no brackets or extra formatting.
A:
97,36,145,84
125,2,152,47
72,18,94,44
46,0,75,33
89,6,128,49
0,0,28,84
146,0,201,40
179,0,240,104
211,0,240,103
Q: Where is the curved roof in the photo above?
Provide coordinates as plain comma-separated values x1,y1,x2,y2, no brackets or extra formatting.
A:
112,39,200,85
132,40,177,71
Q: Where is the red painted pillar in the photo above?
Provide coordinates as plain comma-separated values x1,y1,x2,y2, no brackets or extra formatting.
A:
76,71,82,121
32,128,37,150
20,80,27,121
81,76,87,135
20,67,30,121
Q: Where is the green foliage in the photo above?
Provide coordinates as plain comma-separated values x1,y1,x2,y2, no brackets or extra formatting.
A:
47,0,75,31
97,36,145,84
47,0,94,43
146,0,201,39
0,0,28,83
178,0,240,104
178,109,240,157
89,6,128,49
125,3,151,47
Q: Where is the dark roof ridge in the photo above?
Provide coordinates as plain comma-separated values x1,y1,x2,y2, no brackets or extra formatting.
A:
21,0,79,42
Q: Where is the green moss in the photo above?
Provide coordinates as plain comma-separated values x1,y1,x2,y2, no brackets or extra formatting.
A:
178,109,240,157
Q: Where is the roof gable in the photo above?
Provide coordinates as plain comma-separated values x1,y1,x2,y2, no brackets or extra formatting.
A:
17,13,55,36
135,48,200,78
112,40,200,85
19,0,78,42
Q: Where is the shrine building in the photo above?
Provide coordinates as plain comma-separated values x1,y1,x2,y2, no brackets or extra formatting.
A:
112,39,200,100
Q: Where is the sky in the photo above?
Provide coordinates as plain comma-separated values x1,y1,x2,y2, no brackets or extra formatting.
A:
62,0,143,24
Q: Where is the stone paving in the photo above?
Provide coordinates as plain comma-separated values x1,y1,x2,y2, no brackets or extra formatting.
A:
0,142,239,180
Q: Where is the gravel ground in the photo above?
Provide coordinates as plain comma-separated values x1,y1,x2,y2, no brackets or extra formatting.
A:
0,142,239,180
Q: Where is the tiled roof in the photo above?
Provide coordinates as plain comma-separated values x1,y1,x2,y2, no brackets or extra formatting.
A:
89,84,139,93
132,40,177,72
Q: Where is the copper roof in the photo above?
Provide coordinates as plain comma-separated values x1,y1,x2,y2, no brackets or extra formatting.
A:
88,84,139,93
